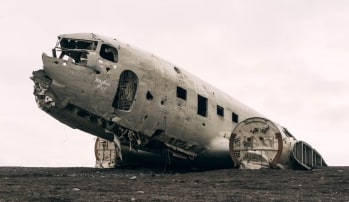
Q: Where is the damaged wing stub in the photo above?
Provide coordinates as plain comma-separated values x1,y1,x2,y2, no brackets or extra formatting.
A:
229,117,327,170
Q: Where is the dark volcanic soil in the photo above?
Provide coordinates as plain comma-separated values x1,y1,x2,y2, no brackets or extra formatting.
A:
0,167,348,201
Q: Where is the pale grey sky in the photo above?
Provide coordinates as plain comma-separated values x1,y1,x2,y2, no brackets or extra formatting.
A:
1,0,348,166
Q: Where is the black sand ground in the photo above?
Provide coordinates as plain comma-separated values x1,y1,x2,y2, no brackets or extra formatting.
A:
0,167,348,201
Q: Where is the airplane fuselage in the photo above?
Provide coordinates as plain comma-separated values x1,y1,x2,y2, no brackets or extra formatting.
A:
31,33,326,169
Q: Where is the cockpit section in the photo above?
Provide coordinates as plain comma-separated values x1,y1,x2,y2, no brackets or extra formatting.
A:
37,34,126,117
51,36,118,74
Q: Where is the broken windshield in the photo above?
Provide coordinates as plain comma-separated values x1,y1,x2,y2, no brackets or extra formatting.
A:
58,38,97,51
54,38,98,64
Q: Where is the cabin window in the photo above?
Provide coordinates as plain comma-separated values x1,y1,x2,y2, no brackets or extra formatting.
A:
100,44,118,63
197,95,208,117
176,86,187,100
217,105,224,117
232,112,239,123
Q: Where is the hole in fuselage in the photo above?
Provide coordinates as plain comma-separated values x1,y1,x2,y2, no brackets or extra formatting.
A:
146,91,153,100
174,66,181,74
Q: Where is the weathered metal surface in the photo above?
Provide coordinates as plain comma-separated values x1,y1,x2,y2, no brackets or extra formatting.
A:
31,33,327,170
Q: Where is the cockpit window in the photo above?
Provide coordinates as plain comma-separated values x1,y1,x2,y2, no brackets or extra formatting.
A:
54,38,98,64
100,44,118,63
59,38,97,50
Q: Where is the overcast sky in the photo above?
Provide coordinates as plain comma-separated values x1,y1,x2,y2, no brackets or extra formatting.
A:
1,0,348,166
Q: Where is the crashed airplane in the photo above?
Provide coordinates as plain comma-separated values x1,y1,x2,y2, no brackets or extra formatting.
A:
31,33,327,170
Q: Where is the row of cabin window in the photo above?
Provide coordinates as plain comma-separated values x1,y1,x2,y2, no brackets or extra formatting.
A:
176,86,239,123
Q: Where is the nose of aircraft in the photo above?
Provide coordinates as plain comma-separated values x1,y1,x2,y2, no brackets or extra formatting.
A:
39,51,125,119
31,52,118,142
43,52,95,91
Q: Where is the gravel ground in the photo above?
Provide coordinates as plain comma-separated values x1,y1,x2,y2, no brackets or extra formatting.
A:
0,166,348,201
